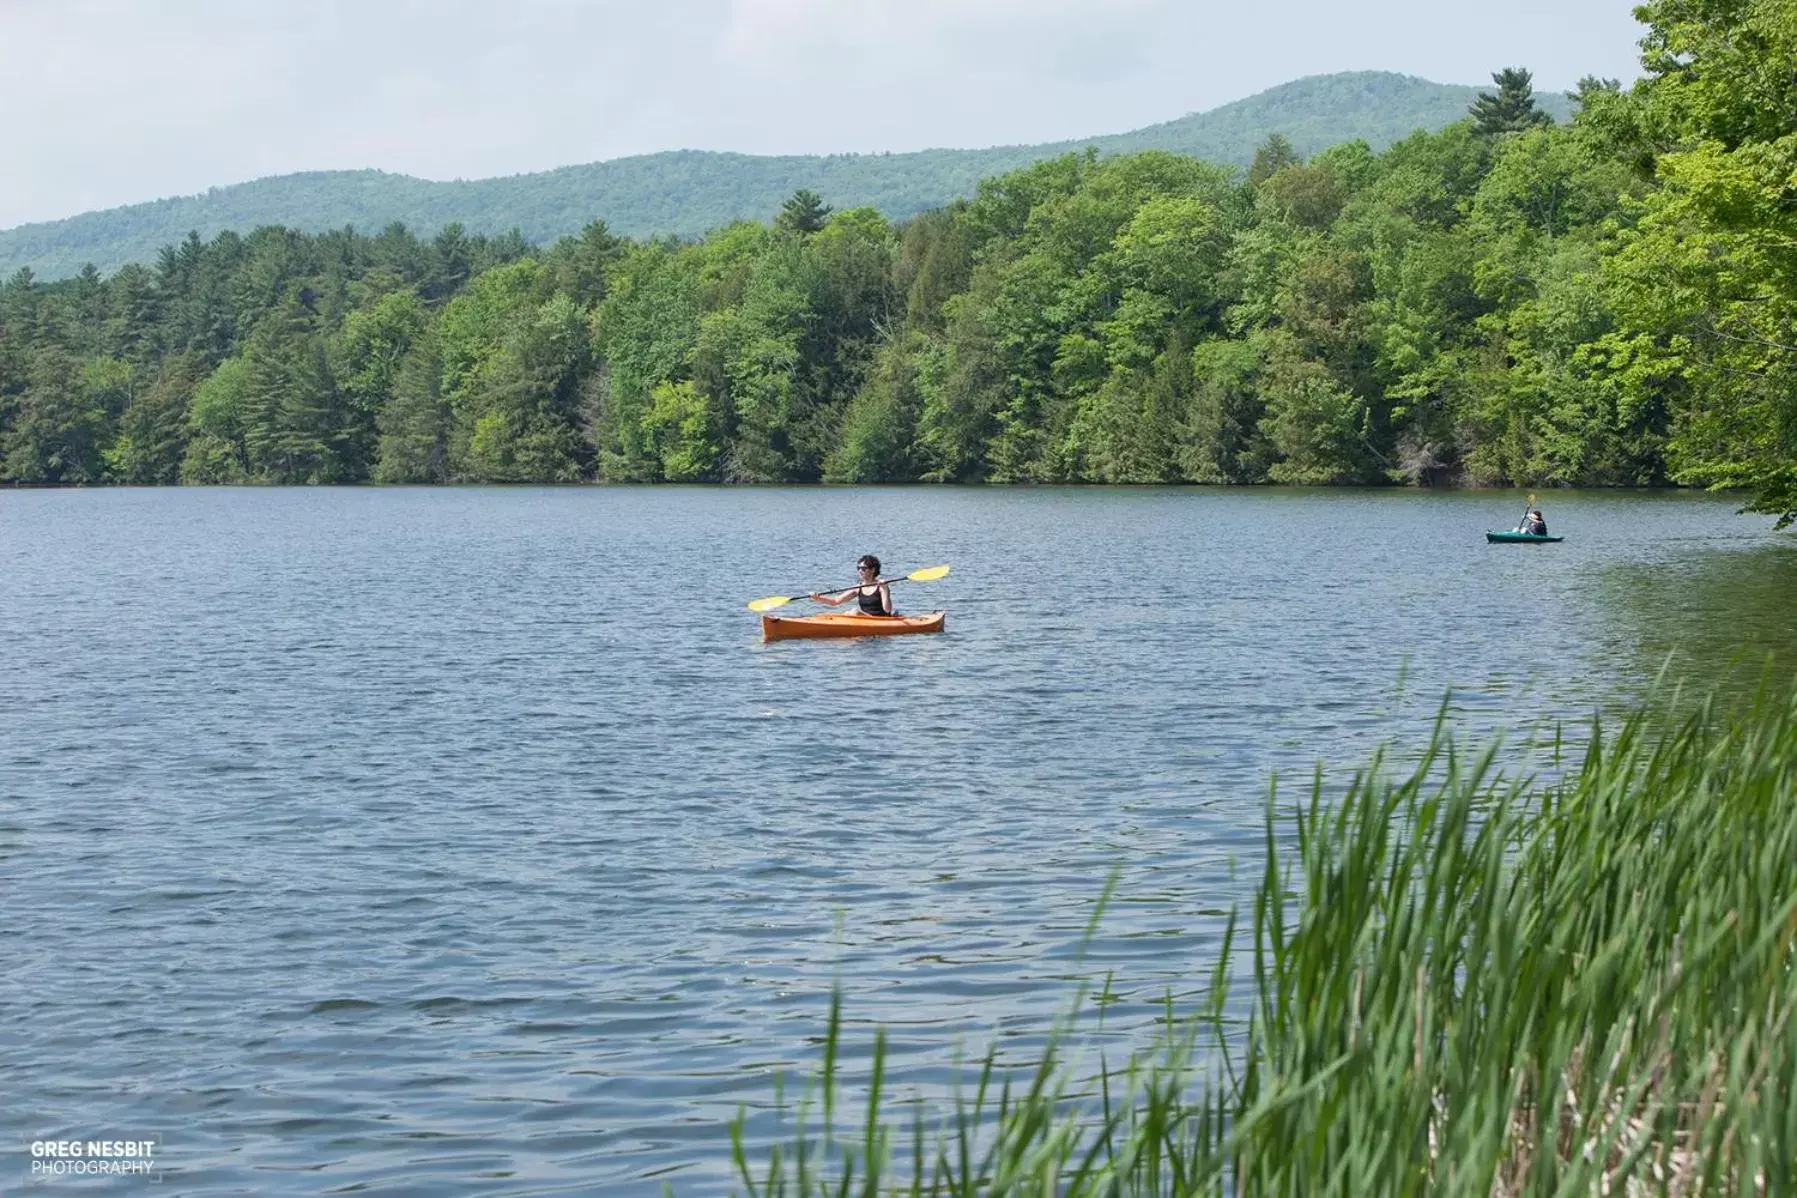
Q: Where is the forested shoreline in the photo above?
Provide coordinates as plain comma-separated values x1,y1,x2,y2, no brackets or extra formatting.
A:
1,0,1792,523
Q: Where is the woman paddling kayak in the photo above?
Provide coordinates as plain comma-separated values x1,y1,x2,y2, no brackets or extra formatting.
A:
1486,499,1561,542
809,555,894,615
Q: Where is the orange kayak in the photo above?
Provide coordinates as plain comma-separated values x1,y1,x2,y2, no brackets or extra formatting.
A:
761,610,946,642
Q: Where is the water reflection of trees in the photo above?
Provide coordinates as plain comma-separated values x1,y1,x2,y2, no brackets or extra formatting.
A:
1594,543,1797,706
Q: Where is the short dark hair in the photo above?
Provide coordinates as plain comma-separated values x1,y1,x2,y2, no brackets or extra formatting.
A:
857,554,881,574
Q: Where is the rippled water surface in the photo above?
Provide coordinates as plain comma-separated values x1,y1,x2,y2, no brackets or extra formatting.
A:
3,487,1793,1194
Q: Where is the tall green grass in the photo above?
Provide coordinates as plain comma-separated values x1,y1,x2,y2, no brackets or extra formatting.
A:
728,687,1797,1194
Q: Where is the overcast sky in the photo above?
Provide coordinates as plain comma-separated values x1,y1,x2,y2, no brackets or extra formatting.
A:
0,0,1645,231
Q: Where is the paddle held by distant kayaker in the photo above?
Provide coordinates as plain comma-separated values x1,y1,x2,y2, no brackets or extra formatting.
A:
810,555,894,615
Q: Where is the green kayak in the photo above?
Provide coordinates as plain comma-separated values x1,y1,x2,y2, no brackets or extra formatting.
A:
1486,530,1564,543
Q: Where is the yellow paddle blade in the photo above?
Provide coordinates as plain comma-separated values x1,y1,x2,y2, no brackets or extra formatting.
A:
747,594,795,613
906,564,951,582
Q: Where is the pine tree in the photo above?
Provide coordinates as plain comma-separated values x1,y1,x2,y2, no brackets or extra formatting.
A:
555,219,624,308
105,263,162,365
775,189,832,236
1470,67,1553,135
107,353,204,483
375,332,450,483
4,346,107,483
1249,134,1300,186
239,302,352,482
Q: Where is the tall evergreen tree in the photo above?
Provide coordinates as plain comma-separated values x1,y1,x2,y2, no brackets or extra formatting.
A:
425,223,474,303
1470,67,1554,135
374,331,451,483
552,219,625,308
1248,134,1300,186
775,189,832,236
3,346,107,483
238,302,354,482
106,353,205,483
105,263,162,365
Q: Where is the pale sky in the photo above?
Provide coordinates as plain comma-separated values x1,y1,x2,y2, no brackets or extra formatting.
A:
0,0,1645,231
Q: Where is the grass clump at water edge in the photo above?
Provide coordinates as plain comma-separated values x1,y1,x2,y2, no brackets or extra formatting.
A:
725,688,1797,1195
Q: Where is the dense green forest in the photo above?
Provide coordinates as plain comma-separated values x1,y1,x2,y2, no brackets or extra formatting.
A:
1,8,1792,525
0,73,1571,281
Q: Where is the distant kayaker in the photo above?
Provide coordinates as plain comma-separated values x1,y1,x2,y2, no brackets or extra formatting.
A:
1520,508,1548,536
810,555,894,615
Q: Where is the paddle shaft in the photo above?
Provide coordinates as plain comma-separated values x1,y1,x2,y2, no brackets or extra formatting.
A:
808,576,902,603
748,565,949,612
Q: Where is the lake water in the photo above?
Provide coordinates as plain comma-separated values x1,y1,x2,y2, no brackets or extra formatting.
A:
3,487,1793,1194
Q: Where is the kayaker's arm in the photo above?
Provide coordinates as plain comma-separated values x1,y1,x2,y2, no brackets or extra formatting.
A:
807,582,893,613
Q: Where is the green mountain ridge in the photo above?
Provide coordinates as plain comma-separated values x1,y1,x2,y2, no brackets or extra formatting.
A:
0,71,1574,280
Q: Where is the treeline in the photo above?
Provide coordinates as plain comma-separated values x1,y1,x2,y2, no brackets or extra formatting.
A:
0,74,1568,281
0,0,1791,524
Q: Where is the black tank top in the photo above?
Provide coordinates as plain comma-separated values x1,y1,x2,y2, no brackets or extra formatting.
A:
857,586,888,615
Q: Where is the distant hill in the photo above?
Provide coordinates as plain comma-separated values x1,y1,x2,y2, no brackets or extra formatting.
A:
0,72,1575,280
